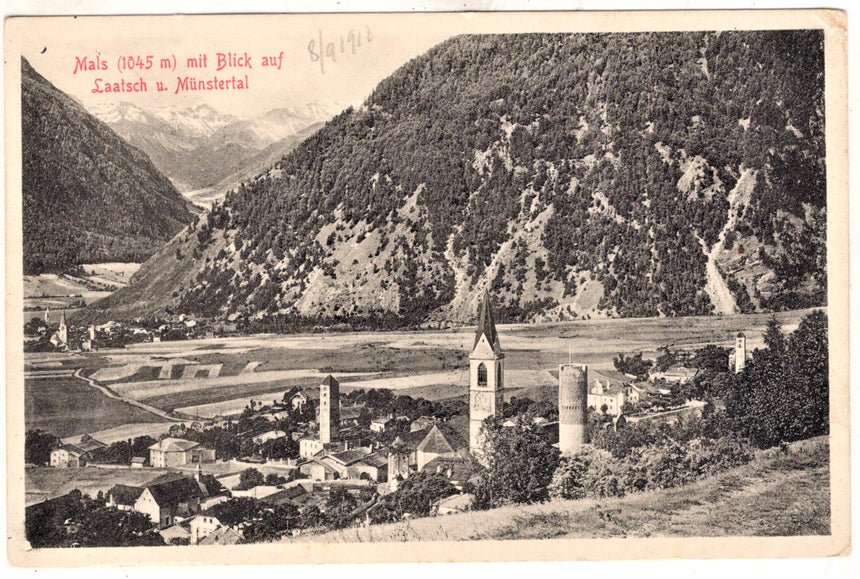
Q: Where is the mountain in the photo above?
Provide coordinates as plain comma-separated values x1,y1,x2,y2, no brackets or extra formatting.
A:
86,31,826,327
90,101,343,205
21,58,193,274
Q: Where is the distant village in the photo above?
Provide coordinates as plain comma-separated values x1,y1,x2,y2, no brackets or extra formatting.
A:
25,293,750,546
24,307,237,353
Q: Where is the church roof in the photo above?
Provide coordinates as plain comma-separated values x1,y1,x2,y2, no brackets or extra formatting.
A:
417,425,456,455
473,290,501,351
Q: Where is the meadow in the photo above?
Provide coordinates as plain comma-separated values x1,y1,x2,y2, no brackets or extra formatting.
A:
25,376,165,438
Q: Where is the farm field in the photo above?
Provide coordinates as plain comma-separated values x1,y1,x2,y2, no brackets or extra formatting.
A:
22,263,140,323
25,376,165,438
23,309,818,435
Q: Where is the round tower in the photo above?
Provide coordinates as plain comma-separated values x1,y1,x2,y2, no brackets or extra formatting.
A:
558,363,588,456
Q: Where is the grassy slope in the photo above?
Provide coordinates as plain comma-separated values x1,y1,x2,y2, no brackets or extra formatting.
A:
287,437,830,543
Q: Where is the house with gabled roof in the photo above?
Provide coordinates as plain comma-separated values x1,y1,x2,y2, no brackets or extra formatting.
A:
149,437,215,467
107,474,208,529
50,436,107,468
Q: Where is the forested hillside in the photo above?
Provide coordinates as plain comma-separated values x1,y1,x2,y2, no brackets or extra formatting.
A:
21,58,193,274
90,31,825,326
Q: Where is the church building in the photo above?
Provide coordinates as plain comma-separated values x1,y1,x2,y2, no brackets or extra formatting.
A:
469,290,504,453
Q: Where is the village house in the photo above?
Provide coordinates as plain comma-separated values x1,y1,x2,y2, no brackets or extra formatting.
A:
650,366,699,384
49,436,106,468
297,446,389,482
107,475,208,529
189,513,240,545
587,369,639,416
251,430,287,445
148,438,216,467
339,405,363,427
369,417,392,433
289,388,320,412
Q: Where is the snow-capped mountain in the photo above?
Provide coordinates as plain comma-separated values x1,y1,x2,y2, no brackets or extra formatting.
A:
90,101,345,204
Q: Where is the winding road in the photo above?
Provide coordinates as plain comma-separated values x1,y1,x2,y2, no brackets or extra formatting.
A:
72,368,182,422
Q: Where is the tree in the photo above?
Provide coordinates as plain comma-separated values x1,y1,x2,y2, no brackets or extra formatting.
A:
612,352,653,379
206,497,261,528
26,429,59,465
763,315,786,356
472,418,560,509
236,468,265,490
727,310,828,448
325,487,358,529
71,508,164,547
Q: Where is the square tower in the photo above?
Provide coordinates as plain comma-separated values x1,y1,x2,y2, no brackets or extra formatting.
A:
469,291,504,453
319,375,340,444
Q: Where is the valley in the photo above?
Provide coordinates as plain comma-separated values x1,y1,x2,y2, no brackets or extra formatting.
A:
25,308,814,443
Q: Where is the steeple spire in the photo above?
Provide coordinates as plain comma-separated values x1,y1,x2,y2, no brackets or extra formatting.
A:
473,290,500,351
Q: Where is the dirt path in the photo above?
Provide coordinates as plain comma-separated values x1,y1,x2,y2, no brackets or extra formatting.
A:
72,368,181,422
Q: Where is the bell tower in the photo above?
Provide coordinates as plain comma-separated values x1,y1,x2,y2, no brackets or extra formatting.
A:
469,290,504,453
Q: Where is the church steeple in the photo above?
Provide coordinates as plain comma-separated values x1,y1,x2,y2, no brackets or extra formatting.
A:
469,290,504,454
474,290,501,353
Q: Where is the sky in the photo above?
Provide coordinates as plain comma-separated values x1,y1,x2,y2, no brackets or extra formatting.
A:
12,14,456,118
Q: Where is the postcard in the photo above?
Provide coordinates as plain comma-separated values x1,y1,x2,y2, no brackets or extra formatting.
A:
5,9,849,567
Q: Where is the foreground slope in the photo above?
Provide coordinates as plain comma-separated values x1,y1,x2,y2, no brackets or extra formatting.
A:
21,58,193,274
92,31,825,325
287,437,829,543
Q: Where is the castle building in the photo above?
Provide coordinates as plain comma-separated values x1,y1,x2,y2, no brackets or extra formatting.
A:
469,290,504,453
319,375,340,445
558,364,588,456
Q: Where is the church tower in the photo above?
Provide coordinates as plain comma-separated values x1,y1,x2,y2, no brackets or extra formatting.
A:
469,290,504,453
319,375,340,445
734,332,746,373
57,312,68,347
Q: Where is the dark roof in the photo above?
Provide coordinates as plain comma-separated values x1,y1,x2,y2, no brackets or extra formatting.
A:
358,452,388,468
473,290,501,351
394,427,433,452
330,448,371,466
321,375,339,387
417,426,456,455
75,437,107,452
292,388,320,402
109,484,145,506
146,476,204,507
421,456,474,482
259,485,308,506
438,415,470,451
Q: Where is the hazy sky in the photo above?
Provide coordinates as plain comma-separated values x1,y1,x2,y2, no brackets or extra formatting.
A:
13,14,456,118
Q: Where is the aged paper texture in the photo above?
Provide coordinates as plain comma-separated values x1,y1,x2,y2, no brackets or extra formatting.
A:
5,8,849,567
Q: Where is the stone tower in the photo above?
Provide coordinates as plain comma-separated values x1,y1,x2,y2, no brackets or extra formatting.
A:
734,332,746,374
319,375,340,445
558,364,588,456
469,290,504,453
